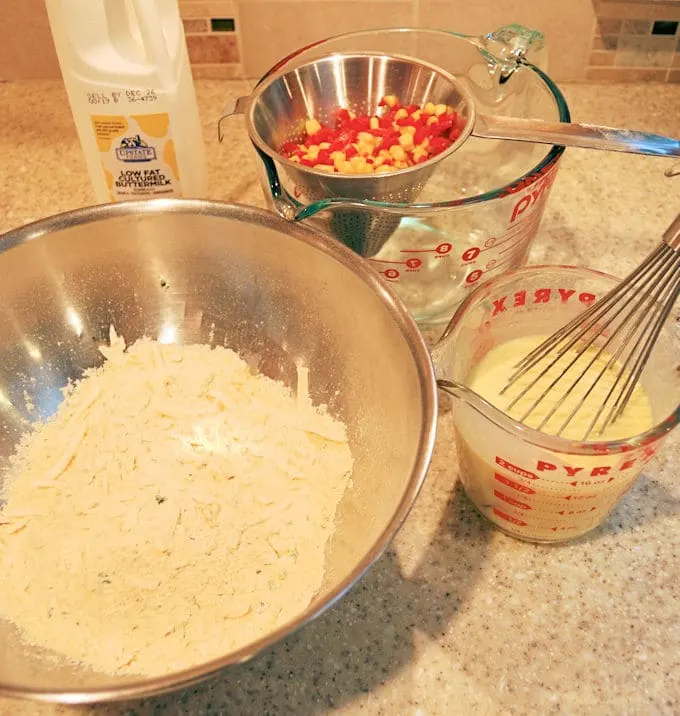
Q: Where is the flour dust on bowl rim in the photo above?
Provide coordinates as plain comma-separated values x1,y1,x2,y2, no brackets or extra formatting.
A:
0,199,437,702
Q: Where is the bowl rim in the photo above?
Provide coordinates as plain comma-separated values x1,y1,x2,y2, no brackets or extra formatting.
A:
0,199,438,703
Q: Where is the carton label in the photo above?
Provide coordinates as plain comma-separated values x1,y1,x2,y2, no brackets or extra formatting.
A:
90,113,181,200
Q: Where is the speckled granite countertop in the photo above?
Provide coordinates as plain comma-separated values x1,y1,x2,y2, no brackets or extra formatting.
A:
0,80,679,716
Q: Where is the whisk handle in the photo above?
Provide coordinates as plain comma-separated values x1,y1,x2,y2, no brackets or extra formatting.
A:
473,115,680,157
663,213,680,250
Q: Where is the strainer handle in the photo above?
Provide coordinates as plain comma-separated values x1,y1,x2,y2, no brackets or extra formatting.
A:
217,95,249,142
472,115,680,157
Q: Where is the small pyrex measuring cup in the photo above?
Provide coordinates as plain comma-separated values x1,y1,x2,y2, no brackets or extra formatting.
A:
222,25,568,324
431,265,680,543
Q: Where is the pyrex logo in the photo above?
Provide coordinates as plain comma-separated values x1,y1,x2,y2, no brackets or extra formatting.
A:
115,135,156,162
510,170,558,223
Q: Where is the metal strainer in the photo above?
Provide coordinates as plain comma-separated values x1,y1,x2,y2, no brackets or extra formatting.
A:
225,52,472,255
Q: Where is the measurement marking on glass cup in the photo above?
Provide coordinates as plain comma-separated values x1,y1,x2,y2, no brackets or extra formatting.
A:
398,242,453,255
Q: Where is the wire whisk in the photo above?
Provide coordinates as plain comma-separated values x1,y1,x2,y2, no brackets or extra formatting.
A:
501,212,680,441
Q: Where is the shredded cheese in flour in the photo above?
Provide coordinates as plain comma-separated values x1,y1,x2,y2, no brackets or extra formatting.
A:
0,329,353,676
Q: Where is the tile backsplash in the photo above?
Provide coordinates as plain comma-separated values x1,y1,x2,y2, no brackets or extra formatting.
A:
1,0,680,83
589,0,680,81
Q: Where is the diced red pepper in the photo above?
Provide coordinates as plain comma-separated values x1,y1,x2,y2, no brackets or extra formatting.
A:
437,114,454,132
335,108,351,128
380,131,401,149
428,136,451,156
414,126,428,145
350,116,370,131
405,104,419,114
281,140,299,155
396,116,417,127
336,129,358,146
300,158,316,167
381,157,393,166
345,145,358,159
317,150,331,165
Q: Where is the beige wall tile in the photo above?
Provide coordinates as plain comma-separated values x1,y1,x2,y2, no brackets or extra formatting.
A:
621,18,651,35
179,1,238,18
597,1,680,21
237,0,415,78
0,0,60,80
191,63,244,78
615,36,675,67
586,66,667,81
673,53,680,68
596,17,623,34
186,34,240,63
417,0,596,80
592,35,619,50
589,51,615,66
668,68,680,82
183,18,210,33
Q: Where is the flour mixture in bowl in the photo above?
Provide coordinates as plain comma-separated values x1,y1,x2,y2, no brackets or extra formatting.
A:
0,329,353,677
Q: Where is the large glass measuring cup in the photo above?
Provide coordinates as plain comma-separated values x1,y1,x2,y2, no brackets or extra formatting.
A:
433,266,680,543
245,25,569,324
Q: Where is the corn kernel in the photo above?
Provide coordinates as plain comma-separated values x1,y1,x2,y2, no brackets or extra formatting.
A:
306,145,320,160
378,149,391,159
423,102,436,115
316,164,335,173
394,108,408,120
400,125,416,136
427,115,439,126
350,156,367,170
382,95,398,107
375,164,394,173
349,110,357,119
411,110,422,122
389,145,406,161
341,161,353,173
333,152,346,170
357,132,374,144
398,133,414,150
369,117,379,130
360,163,373,174
290,155,301,163
434,104,447,116
412,146,428,162
373,156,384,167
319,142,331,149
305,118,321,136
394,160,408,169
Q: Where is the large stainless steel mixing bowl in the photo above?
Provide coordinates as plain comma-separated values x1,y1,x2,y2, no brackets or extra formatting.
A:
0,200,437,703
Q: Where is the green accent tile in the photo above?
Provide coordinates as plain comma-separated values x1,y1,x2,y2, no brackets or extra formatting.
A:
210,17,236,32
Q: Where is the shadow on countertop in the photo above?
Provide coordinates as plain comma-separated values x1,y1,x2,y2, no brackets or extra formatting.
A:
80,480,493,716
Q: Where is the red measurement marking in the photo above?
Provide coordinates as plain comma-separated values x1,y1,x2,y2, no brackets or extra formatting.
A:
570,477,616,486
494,473,536,494
465,269,483,284
558,507,599,515
492,507,527,527
370,259,404,264
494,489,531,510
405,257,422,269
400,242,452,255
495,457,538,480
461,246,481,263
383,268,400,280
